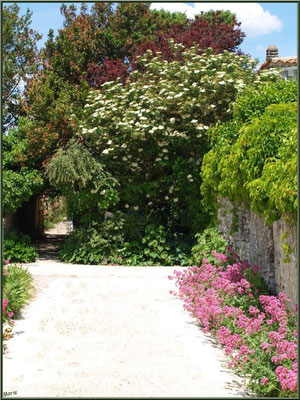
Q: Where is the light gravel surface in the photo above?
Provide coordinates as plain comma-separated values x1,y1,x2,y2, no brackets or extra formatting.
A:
3,261,253,398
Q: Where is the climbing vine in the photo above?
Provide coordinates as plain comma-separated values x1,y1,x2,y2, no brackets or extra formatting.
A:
201,79,297,226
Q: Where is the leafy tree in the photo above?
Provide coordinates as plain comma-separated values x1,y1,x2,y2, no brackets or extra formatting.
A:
2,118,43,214
132,10,244,66
87,9,245,88
2,3,41,131
46,140,119,225
68,46,267,235
198,9,237,25
23,70,89,165
23,4,245,165
22,2,169,163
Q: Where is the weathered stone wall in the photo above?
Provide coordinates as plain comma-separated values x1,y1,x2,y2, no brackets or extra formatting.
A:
217,199,275,292
217,198,251,261
273,219,297,306
249,212,275,292
217,198,297,304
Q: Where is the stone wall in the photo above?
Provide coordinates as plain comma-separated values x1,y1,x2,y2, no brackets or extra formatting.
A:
273,219,297,306
218,198,297,304
217,198,251,262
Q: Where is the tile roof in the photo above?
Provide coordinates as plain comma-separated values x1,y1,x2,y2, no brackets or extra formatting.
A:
259,56,297,70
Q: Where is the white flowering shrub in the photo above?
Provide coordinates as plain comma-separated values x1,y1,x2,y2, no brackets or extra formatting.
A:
77,44,275,235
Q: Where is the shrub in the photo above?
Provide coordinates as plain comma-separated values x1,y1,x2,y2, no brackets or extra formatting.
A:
73,46,279,236
58,212,125,264
233,79,298,124
170,248,297,397
2,261,34,322
140,224,171,265
46,139,119,226
190,226,229,265
59,213,193,266
3,230,39,263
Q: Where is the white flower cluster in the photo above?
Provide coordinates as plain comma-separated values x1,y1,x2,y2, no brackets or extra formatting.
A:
78,46,270,210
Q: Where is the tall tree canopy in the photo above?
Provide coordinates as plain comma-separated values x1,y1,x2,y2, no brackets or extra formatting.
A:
47,46,266,234
22,3,245,165
2,3,41,131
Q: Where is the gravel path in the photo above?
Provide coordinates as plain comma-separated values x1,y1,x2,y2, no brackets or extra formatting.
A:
3,261,253,398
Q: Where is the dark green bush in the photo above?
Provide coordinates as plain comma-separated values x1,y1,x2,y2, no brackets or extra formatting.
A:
59,213,193,266
59,212,125,264
3,230,39,263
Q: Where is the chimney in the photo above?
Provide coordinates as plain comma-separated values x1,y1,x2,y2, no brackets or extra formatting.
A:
266,45,278,61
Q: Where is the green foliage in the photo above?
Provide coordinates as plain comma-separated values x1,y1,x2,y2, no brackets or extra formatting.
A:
280,233,294,263
124,224,192,266
190,227,229,265
3,169,43,215
247,125,297,224
3,264,34,318
196,10,236,25
233,79,298,124
24,71,90,163
201,79,297,225
46,140,119,224
151,9,187,27
42,196,68,230
3,118,32,167
2,118,44,214
79,47,268,235
58,212,126,264
141,224,171,265
3,230,39,263
59,213,192,266
2,4,41,130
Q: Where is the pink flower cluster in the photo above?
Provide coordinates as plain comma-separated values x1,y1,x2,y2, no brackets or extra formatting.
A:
2,261,14,323
2,298,14,319
2,298,8,313
276,365,297,392
171,248,298,396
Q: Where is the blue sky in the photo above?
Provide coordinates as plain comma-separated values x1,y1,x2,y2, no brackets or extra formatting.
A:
12,2,298,66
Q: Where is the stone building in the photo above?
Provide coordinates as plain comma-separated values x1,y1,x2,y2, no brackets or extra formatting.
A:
259,45,297,80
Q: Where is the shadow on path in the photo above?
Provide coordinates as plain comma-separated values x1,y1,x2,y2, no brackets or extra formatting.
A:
34,234,67,261
33,220,72,261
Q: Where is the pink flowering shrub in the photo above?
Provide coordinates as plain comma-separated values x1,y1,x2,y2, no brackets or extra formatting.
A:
2,259,33,326
2,260,14,325
170,246,298,397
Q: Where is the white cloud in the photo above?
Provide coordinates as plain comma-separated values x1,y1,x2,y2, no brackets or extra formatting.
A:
150,2,196,19
150,3,283,37
256,44,266,52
